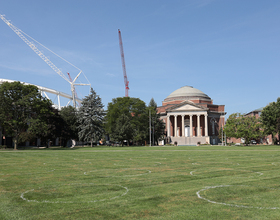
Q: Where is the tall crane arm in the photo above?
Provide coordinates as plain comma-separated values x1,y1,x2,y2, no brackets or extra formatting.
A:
118,29,129,97
0,14,70,83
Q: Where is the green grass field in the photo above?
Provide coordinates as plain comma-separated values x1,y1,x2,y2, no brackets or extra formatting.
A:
1,145,280,219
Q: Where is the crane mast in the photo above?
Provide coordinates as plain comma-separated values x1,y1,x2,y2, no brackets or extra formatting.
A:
67,72,81,107
118,29,129,97
0,14,90,108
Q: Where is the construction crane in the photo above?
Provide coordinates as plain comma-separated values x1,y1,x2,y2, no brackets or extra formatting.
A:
0,14,90,108
118,29,129,97
67,72,81,107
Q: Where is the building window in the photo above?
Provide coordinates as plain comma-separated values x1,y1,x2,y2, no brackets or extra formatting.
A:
210,118,216,135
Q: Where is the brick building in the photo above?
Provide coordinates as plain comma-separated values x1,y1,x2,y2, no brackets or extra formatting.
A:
227,107,276,145
157,86,226,145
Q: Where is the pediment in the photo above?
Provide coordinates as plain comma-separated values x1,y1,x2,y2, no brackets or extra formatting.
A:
166,101,208,112
176,104,202,111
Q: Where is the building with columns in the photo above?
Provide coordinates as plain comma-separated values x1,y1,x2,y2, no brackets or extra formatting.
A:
157,86,226,145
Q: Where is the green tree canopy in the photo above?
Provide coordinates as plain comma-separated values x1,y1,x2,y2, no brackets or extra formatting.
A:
77,88,105,147
0,81,54,149
113,113,134,143
223,113,240,139
148,98,165,145
148,98,157,109
260,98,280,144
224,113,263,145
36,105,64,147
105,97,148,146
60,106,78,147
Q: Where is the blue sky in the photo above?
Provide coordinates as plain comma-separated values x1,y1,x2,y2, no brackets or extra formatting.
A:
0,0,280,117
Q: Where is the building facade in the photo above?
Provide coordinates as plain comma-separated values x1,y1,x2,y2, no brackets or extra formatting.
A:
157,86,226,145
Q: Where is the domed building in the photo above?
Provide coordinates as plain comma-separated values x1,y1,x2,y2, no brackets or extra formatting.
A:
157,86,226,145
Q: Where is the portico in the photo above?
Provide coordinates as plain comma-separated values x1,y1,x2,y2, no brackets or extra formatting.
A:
163,102,210,145
167,113,208,137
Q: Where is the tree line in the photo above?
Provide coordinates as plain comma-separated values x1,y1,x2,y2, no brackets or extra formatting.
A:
0,81,165,149
223,98,280,145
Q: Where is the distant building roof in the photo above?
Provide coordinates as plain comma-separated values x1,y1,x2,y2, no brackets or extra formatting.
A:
245,107,263,116
253,107,264,112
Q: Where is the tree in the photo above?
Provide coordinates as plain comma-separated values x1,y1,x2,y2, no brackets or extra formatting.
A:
224,113,263,145
113,113,134,144
148,98,165,145
77,88,105,147
260,98,280,144
60,106,78,147
105,97,148,146
34,105,64,147
223,113,240,139
236,115,263,145
0,81,54,149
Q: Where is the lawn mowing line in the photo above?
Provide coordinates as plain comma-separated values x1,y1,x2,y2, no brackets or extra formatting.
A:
188,169,263,178
196,185,280,210
0,170,59,176
113,163,126,166
20,184,129,204
190,171,195,175
83,168,152,177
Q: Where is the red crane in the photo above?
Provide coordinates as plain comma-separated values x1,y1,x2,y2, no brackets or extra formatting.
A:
118,29,129,97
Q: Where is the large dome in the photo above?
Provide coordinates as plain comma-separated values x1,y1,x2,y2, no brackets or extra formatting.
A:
164,86,211,103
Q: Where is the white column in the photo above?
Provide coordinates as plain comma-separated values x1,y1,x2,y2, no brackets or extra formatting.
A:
204,114,208,136
190,115,193,137
174,115,177,137
58,95,61,110
197,114,201,137
167,115,170,137
182,115,185,137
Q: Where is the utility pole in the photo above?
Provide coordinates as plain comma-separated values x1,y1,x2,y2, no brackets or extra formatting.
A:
222,125,224,146
149,109,151,147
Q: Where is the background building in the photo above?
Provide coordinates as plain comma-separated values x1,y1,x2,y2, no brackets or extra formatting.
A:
157,86,226,145
227,107,276,145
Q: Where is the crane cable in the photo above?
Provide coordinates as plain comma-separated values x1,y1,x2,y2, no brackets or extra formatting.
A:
21,28,92,87
19,29,82,72
1,15,91,87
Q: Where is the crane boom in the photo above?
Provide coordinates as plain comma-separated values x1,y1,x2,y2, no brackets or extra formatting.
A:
0,14,91,108
0,14,70,83
118,29,129,97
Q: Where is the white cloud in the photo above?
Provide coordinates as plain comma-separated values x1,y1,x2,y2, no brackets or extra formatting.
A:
0,62,55,76
106,73,116,77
